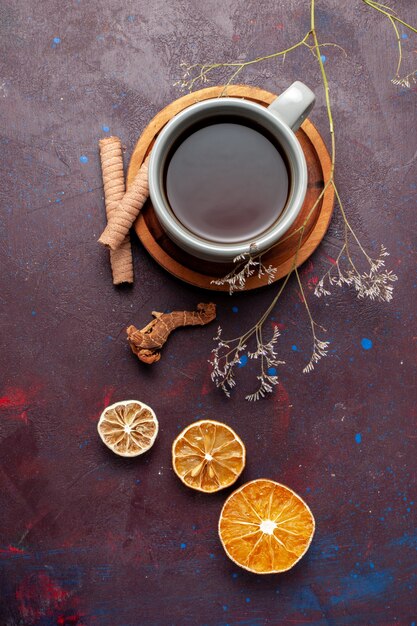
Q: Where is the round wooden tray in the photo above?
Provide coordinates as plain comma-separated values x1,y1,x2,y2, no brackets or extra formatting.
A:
129,85,334,291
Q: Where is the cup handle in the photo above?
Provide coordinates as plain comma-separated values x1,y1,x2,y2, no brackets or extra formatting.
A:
268,81,315,131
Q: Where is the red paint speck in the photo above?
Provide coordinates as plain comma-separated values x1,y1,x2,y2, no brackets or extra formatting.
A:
102,386,115,408
201,372,212,396
90,386,116,421
273,383,291,437
305,275,320,291
15,572,70,623
297,289,306,304
0,545,25,555
0,384,43,423
57,614,81,625
7,544,25,553
270,321,286,332
232,34,240,41
0,388,28,409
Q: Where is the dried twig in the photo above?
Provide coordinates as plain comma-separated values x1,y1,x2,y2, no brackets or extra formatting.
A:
175,0,409,398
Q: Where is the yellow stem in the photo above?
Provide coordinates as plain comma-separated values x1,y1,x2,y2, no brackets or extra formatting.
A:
220,65,245,96
362,0,417,33
388,14,403,76
333,182,371,262
311,0,335,167
295,267,316,337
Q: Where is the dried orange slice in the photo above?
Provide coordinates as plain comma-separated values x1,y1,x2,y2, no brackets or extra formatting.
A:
97,400,158,457
172,420,245,492
219,479,315,574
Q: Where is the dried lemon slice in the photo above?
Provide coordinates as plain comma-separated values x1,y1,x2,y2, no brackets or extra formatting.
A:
172,420,245,492
97,400,158,457
219,479,315,574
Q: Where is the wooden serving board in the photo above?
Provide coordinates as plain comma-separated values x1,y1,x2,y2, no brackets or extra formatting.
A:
129,85,334,291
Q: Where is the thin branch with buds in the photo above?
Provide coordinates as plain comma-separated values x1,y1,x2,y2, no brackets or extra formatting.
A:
178,0,410,399
362,0,417,86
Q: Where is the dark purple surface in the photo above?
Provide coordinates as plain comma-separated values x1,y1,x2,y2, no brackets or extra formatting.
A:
1,1,416,624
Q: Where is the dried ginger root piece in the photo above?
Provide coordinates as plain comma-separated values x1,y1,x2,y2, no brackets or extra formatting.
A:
98,155,150,251
98,136,134,284
127,303,216,364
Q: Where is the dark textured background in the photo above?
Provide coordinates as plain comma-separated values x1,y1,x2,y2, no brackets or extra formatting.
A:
1,1,416,624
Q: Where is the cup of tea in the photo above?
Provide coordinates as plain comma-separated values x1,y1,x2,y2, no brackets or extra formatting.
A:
148,81,315,263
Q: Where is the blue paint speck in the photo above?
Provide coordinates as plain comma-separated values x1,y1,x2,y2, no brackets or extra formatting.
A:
53,36,61,44
180,542,187,549
31,310,36,316
209,553,215,559
79,155,89,164
238,354,248,367
320,54,327,62
245,597,251,603
267,367,277,376
370,562,375,569
223,605,228,612
107,335,113,341
135,479,141,484
355,433,362,444
127,15,135,22
232,306,238,313
232,572,238,579
55,197,61,203
291,345,298,351
401,33,408,39
101,125,110,132
361,338,373,350
306,486,311,493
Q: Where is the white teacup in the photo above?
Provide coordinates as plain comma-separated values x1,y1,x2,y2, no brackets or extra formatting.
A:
149,82,315,263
